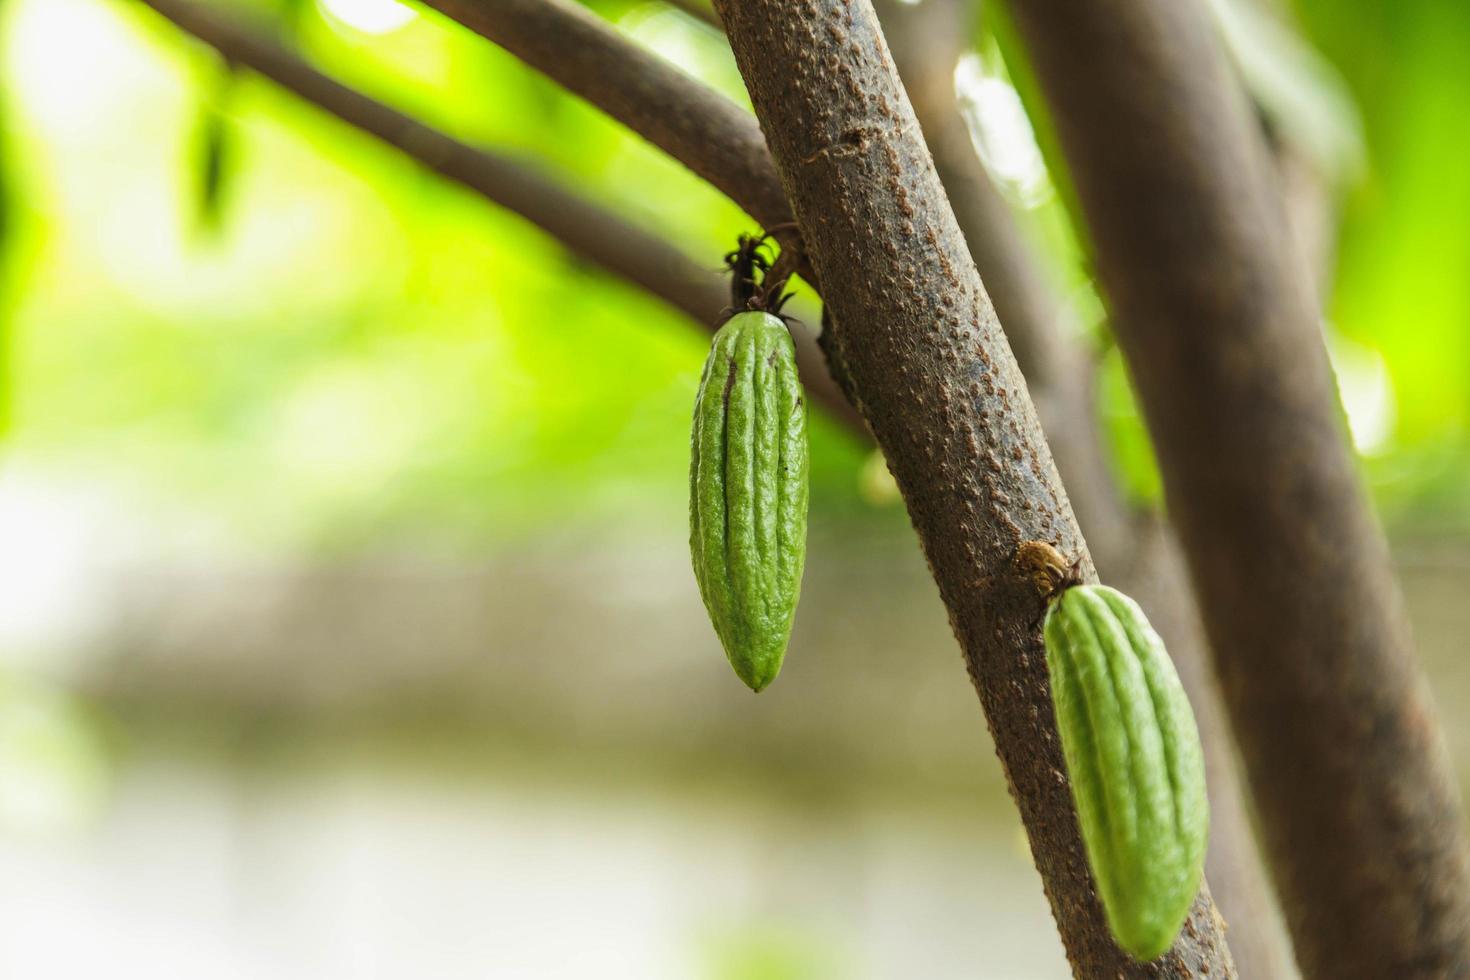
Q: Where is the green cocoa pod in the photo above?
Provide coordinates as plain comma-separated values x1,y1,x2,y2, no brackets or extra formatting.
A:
1043,584,1209,961
690,310,808,692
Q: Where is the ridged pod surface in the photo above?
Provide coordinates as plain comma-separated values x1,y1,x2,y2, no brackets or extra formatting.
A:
690,311,808,691
1043,584,1209,961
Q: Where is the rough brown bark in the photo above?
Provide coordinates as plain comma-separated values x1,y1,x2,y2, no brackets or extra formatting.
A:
869,0,1106,521
877,1,1295,974
1004,1,1470,976
712,0,1234,974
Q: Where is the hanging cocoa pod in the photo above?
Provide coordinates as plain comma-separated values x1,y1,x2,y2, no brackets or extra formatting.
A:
1044,583,1209,960
690,310,808,692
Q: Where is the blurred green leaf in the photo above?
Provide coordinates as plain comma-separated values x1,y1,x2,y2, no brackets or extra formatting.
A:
1209,0,1366,184
190,62,239,238
1098,347,1164,507
1291,0,1470,526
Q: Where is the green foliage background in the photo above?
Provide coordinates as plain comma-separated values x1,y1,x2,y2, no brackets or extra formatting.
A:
0,0,1465,557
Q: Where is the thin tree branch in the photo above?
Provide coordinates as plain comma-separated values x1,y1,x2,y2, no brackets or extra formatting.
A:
1004,1,1470,976
1274,142,1337,305
713,0,1235,974
416,0,789,231
660,0,720,30
131,0,861,433
876,1,1294,973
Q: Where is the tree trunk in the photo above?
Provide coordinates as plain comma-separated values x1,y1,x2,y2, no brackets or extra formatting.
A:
1004,0,1470,975
713,0,1235,974
874,1,1297,972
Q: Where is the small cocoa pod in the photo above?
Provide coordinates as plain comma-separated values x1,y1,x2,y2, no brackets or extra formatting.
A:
690,311,808,691
1043,584,1209,961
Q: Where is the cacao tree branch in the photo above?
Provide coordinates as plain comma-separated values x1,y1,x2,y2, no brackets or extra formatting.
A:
1003,1,1470,976
660,0,720,30
1273,141,1337,304
415,0,791,231
876,1,1294,973
712,0,1234,974
131,0,863,432
873,0,1120,576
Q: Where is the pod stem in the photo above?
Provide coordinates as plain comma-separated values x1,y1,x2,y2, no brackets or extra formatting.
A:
723,228,801,320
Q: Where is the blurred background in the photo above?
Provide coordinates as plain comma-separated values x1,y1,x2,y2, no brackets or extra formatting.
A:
0,0,1466,976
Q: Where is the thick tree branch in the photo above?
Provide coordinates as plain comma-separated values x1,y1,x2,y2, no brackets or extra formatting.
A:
1005,1,1470,976
873,0,1120,577
713,0,1234,974
877,2,1293,973
868,33,1285,969
132,0,862,432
